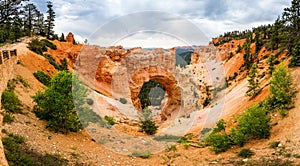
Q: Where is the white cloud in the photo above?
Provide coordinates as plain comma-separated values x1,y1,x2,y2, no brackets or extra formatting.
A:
31,0,291,47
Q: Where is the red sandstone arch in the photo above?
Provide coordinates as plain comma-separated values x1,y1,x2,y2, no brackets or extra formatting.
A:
129,66,182,121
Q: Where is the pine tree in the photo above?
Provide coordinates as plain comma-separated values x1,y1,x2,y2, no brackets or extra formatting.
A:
0,0,26,42
289,39,300,67
24,3,40,37
282,0,300,66
59,33,65,42
45,1,55,39
246,64,261,97
243,38,252,70
267,54,275,75
270,63,295,109
269,17,283,50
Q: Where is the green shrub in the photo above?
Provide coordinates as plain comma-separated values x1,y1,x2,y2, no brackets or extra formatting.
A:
238,148,255,158
3,113,14,124
43,54,61,70
230,128,247,147
166,145,177,152
203,97,211,107
213,119,226,133
2,133,68,165
33,70,51,86
236,104,271,139
15,76,29,88
293,154,300,158
86,98,94,105
104,116,116,126
269,141,280,149
77,107,108,128
40,39,57,50
205,133,232,154
1,90,22,114
269,63,295,110
153,135,182,142
28,38,47,55
139,119,158,135
131,150,151,159
119,98,127,104
33,71,84,133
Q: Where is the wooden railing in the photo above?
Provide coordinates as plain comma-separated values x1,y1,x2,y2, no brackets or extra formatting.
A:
0,49,17,64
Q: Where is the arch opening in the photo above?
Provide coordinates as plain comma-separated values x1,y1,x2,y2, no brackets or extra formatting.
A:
130,67,182,121
138,80,166,117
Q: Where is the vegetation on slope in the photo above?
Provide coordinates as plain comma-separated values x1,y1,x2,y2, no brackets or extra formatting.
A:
205,63,296,154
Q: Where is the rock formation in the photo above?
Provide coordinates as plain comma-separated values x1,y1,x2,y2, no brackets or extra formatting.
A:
75,45,219,121
66,32,74,43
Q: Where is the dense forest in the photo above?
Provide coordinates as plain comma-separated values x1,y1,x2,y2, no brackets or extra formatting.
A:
0,0,56,44
213,0,300,68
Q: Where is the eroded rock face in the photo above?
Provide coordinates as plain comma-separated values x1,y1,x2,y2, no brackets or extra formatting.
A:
129,66,182,120
77,45,218,121
66,32,74,43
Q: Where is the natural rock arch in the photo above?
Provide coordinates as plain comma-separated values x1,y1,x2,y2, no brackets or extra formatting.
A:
129,66,182,121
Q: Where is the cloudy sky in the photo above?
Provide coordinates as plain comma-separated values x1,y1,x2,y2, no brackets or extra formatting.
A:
31,0,290,48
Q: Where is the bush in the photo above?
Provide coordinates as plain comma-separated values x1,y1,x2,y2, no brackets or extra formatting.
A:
166,145,177,152
213,119,226,133
1,90,22,114
77,107,108,128
202,97,211,107
43,54,62,70
236,104,271,139
86,98,94,105
33,71,51,86
205,133,232,154
269,141,280,149
238,148,255,158
139,119,158,135
119,98,127,104
230,128,247,147
269,63,295,110
2,133,68,165
131,150,151,159
28,38,57,55
40,39,57,50
33,71,84,133
28,38,47,55
153,135,182,142
104,116,116,126
3,113,14,124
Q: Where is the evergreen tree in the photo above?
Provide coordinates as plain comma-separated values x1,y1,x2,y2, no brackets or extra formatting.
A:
243,38,252,70
269,63,295,108
269,17,283,50
282,0,300,66
0,0,26,42
59,33,65,42
33,71,85,133
45,1,55,39
246,64,261,97
24,3,40,37
35,11,45,36
267,54,275,75
289,40,300,67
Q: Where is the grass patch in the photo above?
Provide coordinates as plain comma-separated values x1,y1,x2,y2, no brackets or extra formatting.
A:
153,135,182,142
3,132,68,166
269,141,280,149
3,113,14,124
238,148,255,158
33,71,51,86
131,150,151,159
